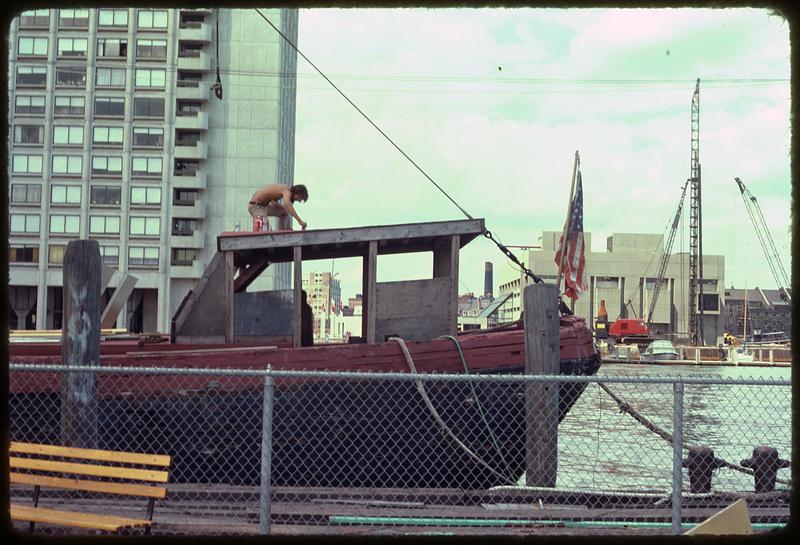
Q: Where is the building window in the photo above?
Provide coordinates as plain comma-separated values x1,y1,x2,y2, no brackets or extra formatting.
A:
55,66,86,87
96,67,126,87
17,37,49,56
16,66,47,86
175,131,200,146
59,9,89,28
90,185,122,205
133,127,164,147
179,43,203,58
596,276,619,290
174,160,199,176
15,96,46,114
93,126,124,146
133,97,165,118
12,154,43,174
98,245,119,266
129,246,159,267
136,39,167,60
131,186,161,206
173,189,198,205
10,245,39,264
10,214,41,234
177,101,201,116
53,126,84,146
131,156,163,177
171,248,197,266
91,156,123,176
57,37,88,57
50,214,80,234
89,215,121,235
97,38,127,59
94,97,125,117
19,9,50,27
48,244,66,264
135,68,166,89
137,9,168,29
98,9,128,28
14,124,44,144
11,183,42,204
50,184,82,205
51,155,83,175
54,96,85,116
172,219,197,236
130,216,160,236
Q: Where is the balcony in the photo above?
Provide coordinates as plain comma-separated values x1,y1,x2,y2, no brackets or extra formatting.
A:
175,111,208,131
170,260,204,279
171,170,207,189
176,81,210,101
170,231,204,249
177,50,211,72
172,200,206,219
178,21,212,42
174,141,208,160
180,8,213,16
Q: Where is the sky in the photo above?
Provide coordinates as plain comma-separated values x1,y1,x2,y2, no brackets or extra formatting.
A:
287,7,791,304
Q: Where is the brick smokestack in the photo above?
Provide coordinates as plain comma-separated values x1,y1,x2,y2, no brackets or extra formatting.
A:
484,262,493,298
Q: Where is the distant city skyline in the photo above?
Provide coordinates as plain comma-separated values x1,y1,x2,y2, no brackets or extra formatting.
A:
290,8,791,304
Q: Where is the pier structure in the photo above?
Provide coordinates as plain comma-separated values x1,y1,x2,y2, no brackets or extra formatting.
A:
171,219,485,347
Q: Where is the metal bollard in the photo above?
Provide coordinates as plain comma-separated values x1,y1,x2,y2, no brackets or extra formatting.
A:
740,446,790,493
682,446,724,493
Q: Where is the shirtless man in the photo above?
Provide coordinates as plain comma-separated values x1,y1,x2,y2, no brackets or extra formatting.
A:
248,183,309,230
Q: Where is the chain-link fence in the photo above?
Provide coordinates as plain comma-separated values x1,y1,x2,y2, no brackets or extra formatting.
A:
9,364,791,536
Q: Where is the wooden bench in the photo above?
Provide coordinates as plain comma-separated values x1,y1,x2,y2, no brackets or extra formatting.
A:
10,441,171,534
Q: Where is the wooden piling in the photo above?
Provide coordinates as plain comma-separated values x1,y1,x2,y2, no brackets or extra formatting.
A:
60,240,101,448
523,283,559,487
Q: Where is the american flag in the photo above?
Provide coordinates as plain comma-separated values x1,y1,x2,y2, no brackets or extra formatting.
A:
554,171,587,301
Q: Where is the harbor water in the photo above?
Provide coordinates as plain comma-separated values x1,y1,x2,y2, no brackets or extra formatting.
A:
547,363,792,492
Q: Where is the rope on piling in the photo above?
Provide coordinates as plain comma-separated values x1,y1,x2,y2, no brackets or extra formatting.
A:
597,382,791,485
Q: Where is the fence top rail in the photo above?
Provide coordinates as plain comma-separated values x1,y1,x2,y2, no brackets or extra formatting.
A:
8,363,791,386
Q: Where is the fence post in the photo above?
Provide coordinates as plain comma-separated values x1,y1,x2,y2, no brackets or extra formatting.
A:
523,283,559,487
259,368,275,535
60,240,101,448
672,381,684,535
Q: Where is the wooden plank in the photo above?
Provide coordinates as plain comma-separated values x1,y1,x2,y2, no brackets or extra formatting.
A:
684,499,753,535
100,264,115,291
173,251,225,336
523,283,560,487
225,251,235,343
293,246,303,349
10,442,171,466
363,240,378,344
100,273,137,329
61,240,101,450
10,472,168,499
375,278,451,342
126,346,279,358
10,504,151,531
432,234,459,336
218,219,486,253
10,457,170,483
233,255,271,293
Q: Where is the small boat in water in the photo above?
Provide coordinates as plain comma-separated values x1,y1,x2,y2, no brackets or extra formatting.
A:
641,339,679,362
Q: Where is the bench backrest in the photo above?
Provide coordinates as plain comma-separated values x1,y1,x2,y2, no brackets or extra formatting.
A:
9,442,171,500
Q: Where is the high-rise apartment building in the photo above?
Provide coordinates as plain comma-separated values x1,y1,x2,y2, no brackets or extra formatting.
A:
8,8,298,332
300,271,342,341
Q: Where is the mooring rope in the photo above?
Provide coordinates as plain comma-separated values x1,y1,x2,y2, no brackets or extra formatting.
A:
597,382,791,485
389,337,516,485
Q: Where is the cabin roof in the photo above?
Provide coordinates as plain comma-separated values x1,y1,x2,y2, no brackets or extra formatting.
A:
218,218,486,263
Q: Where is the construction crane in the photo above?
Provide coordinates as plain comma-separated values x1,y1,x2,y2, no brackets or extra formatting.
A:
688,78,704,346
734,177,791,302
646,180,690,328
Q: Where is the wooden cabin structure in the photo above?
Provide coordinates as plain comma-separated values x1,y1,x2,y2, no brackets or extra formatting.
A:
171,219,486,347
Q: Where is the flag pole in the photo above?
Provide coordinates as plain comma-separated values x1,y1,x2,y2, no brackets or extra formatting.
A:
556,150,580,294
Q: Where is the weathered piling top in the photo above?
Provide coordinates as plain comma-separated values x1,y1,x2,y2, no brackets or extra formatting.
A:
173,218,486,347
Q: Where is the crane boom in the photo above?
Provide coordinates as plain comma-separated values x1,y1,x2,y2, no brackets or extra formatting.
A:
647,181,689,327
734,177,791,302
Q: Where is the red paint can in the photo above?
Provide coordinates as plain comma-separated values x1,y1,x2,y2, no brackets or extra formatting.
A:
253,217,263,232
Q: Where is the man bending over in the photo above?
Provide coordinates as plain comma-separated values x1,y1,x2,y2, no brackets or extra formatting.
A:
248,183,309,231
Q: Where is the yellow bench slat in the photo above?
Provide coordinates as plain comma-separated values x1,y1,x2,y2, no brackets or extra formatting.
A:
10,504,152,532
10,472,168,499
10,457,170,483
10,442,171,467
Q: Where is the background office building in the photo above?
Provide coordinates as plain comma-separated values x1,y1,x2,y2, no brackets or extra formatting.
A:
8,8,299,332
498,231,726,346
